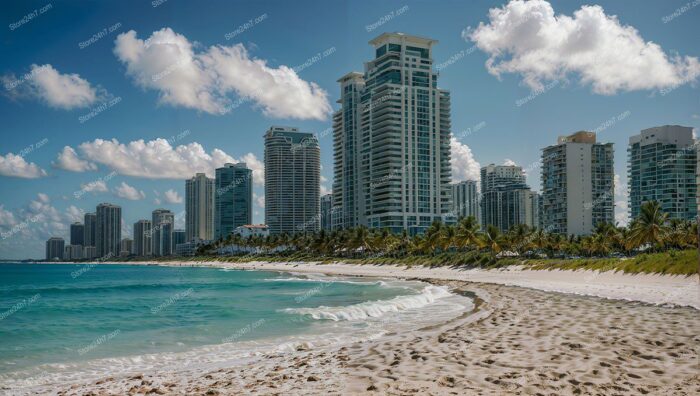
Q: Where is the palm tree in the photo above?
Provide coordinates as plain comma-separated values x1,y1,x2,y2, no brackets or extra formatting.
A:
628,201,669,250
481,225,503,257
455,216,481,251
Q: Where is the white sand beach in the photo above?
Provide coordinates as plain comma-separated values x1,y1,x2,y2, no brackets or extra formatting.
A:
40,261,699,395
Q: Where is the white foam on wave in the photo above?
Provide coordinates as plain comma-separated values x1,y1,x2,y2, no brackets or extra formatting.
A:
265,277,388,286
283,285,453,321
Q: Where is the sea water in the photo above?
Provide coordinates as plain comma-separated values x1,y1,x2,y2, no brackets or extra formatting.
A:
0,263,472,392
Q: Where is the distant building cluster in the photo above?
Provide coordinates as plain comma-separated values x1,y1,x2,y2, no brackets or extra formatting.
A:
45,32,700,261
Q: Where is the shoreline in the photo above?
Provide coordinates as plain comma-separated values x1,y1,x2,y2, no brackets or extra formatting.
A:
37,259,700,310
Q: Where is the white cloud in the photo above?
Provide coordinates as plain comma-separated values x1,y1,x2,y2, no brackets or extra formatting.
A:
503,159,517,166
114,181,146,200
0,205,17,228
153,198,161,205
450,137,481,182
320,185,331,196
113,28,331,119
3,64,102,109
80,180,108,193
0,153,47,178
73,138,264,185
469,0,700,94
254,193,265,208
163,189,183,204
53,146,97,172
64,205,85,223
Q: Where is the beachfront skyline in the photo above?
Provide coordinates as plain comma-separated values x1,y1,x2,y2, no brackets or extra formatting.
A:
1,0,699,259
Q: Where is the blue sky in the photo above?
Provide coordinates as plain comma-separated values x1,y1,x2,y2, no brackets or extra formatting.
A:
0,0,698,259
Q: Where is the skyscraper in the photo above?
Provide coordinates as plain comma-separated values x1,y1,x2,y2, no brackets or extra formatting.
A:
265,126,320,235
628,125,697,221
96,203,121,258
214,163,252,240
451,180,480,222
120,238,133,257
320,194,333,231
70,222,84,246
480,164,537,232
332,33,451,234
541,131,614,235
186,173,215,242
133,219,152,257
45,237,65,260
83,212,96,247
152,209,174,256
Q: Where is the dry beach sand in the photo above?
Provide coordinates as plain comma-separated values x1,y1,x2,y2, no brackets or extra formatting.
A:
33,261,700,395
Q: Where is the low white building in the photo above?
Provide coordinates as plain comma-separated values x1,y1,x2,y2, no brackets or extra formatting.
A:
64,245,83,260
83,246,97,260
233,224,270,238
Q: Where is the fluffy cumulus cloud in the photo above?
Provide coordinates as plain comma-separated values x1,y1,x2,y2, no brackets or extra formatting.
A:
503,159,517,166
468,0,700,94
450,137,481,182
0,153,47,178
253,193,265,209
53,146,97,172
3,64,103,109
80,180,108,193
113,28,332,119
62,138,265,186
163,189,183,204
114,181,146,200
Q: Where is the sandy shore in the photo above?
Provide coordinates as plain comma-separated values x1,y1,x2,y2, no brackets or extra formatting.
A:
26,261,700,395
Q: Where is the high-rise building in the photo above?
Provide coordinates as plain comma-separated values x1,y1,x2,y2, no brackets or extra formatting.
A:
320,194,333,231
133,219,152,257
541,131,614,235
628,125,697,221
45,237,65,260
186,173,215,242
332,33,452,234
120,238,133,257
215,163,252,240
265,126,320,234
480,164,536,232
96,203,121,258
83,212,96,247
70,222,84,246
451,180,480,222
152,209,174,256
173,229,186,249
83,246,97,260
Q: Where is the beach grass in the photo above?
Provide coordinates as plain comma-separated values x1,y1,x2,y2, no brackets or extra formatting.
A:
154,249,699,276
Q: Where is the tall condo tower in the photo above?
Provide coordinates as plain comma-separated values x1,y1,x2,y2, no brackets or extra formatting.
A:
214,163,252,240
264,126,320,235
70,222,84,246
83,212,96,247
96,203,121,258
186,173,215,241
541,131,614,235
480,164,537,232
628,125,697,221
152,208,174,256
332,32,452,235
451,180,480,222
133,219,152,257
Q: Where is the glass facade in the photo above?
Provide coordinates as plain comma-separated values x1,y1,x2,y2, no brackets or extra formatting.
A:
333,33,451,235
215,163,252,240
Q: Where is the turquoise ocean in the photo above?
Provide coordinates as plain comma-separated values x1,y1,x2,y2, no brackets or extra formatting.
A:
0,263,472,392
